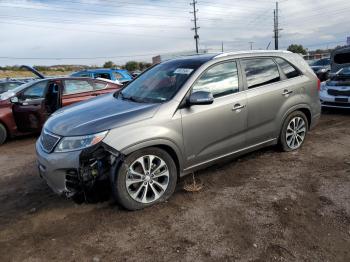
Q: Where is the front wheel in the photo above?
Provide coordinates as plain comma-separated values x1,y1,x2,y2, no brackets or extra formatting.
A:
113,147,177,210
0,123,7,145
280,111,308,152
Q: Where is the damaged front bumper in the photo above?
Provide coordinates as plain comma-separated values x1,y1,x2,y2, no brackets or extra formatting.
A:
36,139,121,198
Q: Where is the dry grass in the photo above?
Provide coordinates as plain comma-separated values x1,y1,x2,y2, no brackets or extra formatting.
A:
0,70,72,78
183,173,203,192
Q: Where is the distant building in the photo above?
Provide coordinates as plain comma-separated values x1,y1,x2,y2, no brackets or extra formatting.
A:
152,55,161,65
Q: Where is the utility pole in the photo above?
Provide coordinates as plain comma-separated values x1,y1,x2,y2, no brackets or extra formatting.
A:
249,41,254,50
221,41,224,52
273,1,281,50
190,0,200,53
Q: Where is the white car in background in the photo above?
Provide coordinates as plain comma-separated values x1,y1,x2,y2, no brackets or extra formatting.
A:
320,47,350,109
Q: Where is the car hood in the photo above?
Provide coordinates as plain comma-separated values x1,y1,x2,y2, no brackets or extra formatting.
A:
44,93,160,136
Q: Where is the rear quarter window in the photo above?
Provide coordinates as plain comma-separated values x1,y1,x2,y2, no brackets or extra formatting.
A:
275,57,301,79
113,72,124,80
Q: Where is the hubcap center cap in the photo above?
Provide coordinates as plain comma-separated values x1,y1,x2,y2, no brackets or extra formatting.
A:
144,175,151,182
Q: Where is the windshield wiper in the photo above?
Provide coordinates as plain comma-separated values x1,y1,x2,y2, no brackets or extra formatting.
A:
119,91,143,103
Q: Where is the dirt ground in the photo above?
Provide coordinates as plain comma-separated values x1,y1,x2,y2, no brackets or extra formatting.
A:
0,110,349,262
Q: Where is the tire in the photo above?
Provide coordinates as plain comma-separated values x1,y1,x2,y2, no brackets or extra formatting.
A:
113,147,177,210
280,111,309,152
0,123,7,145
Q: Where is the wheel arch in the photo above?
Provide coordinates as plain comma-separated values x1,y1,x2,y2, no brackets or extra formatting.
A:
298,108,311,129
277,104,312,140
120,139,184,178
280,104,311,128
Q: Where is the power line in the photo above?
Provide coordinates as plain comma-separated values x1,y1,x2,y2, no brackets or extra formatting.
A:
190,0,200,54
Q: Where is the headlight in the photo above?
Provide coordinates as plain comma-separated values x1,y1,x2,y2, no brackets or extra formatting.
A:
54,131,108,152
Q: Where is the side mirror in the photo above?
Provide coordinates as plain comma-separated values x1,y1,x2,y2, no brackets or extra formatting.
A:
188,91,214,106
10,97,19,104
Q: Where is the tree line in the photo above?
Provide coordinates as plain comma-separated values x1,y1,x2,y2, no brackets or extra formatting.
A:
0,61,153,72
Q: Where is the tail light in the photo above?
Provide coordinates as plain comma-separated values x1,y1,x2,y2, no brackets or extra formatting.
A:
317,79,321,91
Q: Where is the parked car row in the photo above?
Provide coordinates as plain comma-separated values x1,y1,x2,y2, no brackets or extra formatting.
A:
2,48,348,210
0,76,122,144
319,47,350,108
35,50,321,210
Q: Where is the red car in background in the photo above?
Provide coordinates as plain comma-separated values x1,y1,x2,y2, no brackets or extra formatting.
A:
0,77,122,144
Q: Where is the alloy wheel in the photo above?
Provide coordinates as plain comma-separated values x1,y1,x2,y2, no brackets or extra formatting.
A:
126,155,169,204
286,116,306,150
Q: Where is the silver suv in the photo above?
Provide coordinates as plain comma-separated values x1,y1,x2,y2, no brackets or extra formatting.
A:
36,51,321,210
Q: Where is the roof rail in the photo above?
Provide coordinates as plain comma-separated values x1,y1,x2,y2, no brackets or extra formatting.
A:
214,50,291,59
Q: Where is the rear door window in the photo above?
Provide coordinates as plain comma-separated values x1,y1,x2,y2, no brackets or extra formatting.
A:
241,58,280,89
275,57,301,79
192,61,239,98
94,73,111,80
94,81,108,90
63,80,94,95
78,73,92,77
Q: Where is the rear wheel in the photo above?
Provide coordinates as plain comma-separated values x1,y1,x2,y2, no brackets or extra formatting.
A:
113,147,177,210
0,123,7,145
280,111,308,152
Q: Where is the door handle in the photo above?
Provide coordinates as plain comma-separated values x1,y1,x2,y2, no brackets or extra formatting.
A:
232,104,245,112
282,90,293,96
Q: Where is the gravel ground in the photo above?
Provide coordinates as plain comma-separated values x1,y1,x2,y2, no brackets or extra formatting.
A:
0,110,349,262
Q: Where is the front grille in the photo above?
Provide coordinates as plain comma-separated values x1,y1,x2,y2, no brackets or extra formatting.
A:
65,169,80,193
322,101,350,108
328,89,350,96
40,130,60,153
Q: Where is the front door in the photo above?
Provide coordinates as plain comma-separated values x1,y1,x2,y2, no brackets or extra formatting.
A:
12,80,48,132
180,61,247,169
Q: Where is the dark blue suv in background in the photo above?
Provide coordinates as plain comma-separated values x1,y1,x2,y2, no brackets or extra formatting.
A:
71,69,133,83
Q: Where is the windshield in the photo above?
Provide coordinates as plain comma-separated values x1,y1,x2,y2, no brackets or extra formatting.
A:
312,58,330,66
119,59,202,103
8,80,40,94
336,66,350,75
0,82,23,94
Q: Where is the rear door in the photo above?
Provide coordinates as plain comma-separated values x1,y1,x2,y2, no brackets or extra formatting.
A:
12,80,49,132
240,57,302,146
61,79,96,107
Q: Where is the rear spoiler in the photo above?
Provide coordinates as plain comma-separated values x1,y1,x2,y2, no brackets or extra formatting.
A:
20,65,45,79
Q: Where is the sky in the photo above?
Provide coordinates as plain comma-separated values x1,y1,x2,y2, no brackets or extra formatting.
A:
0,0,349,66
